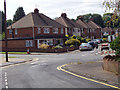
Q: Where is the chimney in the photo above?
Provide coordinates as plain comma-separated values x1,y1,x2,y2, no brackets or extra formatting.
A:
61,13,67,18
34,8,39,13
78,16,83,21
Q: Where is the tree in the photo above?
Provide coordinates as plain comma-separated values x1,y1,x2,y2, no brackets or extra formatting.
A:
110,37,120,56
13,7,25,22
103,0,120,27
92,14,104,28
7,19,13,27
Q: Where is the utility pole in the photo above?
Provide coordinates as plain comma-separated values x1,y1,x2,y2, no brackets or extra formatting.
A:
4,0,8,62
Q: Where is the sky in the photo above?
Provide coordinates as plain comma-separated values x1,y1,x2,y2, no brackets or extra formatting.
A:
0,0,110,20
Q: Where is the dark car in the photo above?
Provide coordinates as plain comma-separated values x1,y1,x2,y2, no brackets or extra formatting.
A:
88,41,98,48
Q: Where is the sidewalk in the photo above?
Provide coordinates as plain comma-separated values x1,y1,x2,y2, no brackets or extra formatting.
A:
0,57,32,67
63,61,120,86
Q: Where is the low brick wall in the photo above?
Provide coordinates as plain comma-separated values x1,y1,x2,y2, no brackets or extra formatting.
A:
103,58,120,75
2,46,76,53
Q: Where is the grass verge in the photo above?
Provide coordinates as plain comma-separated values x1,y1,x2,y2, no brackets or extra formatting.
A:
0,52,27,54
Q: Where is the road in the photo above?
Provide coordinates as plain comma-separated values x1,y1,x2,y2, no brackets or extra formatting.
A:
1,50,113,89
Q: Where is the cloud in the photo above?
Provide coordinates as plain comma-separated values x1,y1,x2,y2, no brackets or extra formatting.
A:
0,0,105,19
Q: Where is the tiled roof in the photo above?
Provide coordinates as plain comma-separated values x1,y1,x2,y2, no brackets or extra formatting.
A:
87,21,102,29
76,19,88,28
103,27,113,32
7,10,65,29
55,13,82,28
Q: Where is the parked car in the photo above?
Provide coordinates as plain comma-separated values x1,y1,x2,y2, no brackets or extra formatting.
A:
91,39,102,44
100,43,109,51
88,41,98,48
79,43,93,51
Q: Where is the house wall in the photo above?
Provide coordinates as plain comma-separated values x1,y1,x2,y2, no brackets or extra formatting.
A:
7,27,66,38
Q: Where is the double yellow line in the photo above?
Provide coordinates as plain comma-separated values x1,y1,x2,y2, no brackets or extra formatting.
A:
57,64,120,89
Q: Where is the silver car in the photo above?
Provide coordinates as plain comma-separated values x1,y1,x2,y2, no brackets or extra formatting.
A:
79,43,93,50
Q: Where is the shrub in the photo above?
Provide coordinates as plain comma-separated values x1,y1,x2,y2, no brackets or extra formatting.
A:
102,38,107,43
110,37,120,56
65,39,80,46
52,45,63,49
70,45,74,48
71,35,76,39
86,38,91,42
39,44,49,49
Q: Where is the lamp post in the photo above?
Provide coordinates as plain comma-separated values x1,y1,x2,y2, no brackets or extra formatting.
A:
4,0,8,62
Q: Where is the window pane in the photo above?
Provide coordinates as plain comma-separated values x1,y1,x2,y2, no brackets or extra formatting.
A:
53,28,58,34
38,27,41,34
44,28,50,33
15,29,17,35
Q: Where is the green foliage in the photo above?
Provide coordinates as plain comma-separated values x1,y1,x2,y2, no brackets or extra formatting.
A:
0,32,5,40
52,45,63,49
7,19,13,27
13,7,25,22
110,37,120,56
86,38,91,42
65,39,80,46
71,35,76,39
102,38,107,43
39,44,49,49
70,45,74,48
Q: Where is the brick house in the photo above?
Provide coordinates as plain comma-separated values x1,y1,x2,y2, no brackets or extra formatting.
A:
55,13,82,37
76,18,89,38
87,21,102,39
76,17,102,39
102,27,114,36
4,9,66,51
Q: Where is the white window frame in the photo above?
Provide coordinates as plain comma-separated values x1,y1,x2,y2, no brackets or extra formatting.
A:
9,29,12,34
26,40,33,47
61,28,64,34
69,28,71,33
38,27,41,34
15,29,18,35
81,28,84,33
53,28,58,34
44,28,50,34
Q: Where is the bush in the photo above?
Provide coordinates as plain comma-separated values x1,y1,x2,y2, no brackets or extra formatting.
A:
110,37,120,56
86,38,91,42
71,35,76,39
52,45,63,49
102,38,107,43
65,39,80,46
70,45,74,48
39,44,49,49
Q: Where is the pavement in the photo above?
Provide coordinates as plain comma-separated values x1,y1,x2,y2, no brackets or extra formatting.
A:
0,57,33,67
63,60,120,87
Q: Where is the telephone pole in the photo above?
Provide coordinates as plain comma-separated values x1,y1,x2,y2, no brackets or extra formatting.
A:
4,0,8,62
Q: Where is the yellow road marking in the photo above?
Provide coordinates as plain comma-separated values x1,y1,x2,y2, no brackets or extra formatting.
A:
57,64,120,89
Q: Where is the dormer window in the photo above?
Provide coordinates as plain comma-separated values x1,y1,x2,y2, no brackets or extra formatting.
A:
9,29,12,34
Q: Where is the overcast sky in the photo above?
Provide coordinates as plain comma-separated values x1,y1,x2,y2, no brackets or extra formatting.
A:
0,0,110,20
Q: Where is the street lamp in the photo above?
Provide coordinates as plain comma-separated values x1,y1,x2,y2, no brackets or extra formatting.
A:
4,0,8,62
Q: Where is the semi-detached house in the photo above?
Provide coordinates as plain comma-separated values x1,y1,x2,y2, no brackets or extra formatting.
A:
5,9,66,51
55,13,82,37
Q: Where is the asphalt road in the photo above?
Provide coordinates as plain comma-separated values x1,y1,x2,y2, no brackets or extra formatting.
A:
1,50,113,89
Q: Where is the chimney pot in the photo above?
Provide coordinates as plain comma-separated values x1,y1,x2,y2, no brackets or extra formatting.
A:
34,8,39,13
61,13,67,18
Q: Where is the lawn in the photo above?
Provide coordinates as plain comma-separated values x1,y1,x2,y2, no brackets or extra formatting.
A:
0,52,27,54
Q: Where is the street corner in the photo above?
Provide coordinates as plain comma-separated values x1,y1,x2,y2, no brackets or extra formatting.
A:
57,62,120,89
0,58,33,68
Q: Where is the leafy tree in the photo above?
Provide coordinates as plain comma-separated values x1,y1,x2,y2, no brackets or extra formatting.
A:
110,37,120,56
7,19,13,27
13,7,25,22
92,14,104,28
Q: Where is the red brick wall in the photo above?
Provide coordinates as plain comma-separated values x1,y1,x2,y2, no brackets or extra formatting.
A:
7,27,66,38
